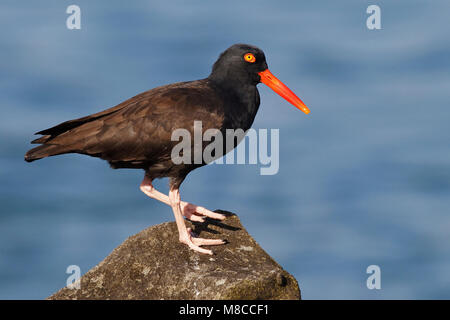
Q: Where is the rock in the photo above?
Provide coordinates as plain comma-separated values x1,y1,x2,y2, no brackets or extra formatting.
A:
48,211,301,300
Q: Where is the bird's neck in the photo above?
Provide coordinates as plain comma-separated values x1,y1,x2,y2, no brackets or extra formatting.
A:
208,71,257,99
207,76,256,105
206,77,260,130
208,63,259,88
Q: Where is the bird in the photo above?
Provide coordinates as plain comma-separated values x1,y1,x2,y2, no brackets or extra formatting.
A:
25,43,309,255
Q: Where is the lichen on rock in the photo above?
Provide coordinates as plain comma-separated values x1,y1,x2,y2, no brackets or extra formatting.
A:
49,211,301,300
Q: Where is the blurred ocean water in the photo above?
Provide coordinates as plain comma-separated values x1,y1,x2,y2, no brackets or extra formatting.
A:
1,0,449,299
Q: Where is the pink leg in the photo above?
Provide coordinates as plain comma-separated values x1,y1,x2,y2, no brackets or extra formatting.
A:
140,176,225,222
168,187,225,255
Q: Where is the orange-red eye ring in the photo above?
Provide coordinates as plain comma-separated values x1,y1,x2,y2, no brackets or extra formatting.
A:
244,53,256,63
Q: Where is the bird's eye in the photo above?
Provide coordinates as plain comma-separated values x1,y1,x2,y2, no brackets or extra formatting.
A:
243,53,256,63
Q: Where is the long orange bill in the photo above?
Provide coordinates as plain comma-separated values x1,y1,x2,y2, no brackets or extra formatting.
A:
258,69,310,114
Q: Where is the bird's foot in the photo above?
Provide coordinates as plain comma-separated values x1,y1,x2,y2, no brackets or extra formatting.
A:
179,228,226,255
180,201,226,222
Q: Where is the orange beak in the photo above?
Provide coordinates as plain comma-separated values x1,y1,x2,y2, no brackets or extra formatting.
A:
258,69,310,114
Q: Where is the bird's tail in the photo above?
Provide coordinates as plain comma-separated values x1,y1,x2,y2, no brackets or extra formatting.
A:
24,101,128,163
24,144,73,162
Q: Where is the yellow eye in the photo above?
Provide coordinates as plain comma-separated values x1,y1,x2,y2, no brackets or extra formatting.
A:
244,53,256,63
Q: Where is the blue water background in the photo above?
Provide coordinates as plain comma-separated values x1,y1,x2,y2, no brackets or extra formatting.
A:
0,0,449,299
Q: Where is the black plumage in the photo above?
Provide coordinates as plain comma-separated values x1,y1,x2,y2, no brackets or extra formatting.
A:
26,44,266,188
25,43,309,254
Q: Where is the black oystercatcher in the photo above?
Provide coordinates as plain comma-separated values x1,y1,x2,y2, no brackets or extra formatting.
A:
25,44,309,255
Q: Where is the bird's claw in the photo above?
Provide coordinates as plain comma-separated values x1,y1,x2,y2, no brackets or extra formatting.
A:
179,228,226,255
180,201,226,222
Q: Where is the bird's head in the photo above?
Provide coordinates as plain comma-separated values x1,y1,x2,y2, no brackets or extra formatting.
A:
209,43,310,114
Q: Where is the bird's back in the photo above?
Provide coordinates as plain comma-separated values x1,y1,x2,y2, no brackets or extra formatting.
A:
25,80,227,171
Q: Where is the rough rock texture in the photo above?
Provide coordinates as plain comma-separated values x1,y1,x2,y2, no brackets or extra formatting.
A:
49,211,301,300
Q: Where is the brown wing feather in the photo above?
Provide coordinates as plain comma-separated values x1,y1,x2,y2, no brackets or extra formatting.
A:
33,89,155,140
25,80,225,167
